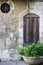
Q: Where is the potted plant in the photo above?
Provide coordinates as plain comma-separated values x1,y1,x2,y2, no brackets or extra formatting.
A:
18,43,43,65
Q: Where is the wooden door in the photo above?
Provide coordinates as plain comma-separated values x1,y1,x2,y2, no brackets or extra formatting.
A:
23,16,39,45
23,17,30,43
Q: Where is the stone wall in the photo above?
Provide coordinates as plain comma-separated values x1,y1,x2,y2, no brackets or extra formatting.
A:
19,2,43,47
0,1,43,61
0,12,19,49
29,2,43,43
0,0,27,49
0,0,27,60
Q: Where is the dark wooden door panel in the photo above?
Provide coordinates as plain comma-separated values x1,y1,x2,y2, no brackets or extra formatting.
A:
36,18,39,42
23,14,39,45
23,18,30,43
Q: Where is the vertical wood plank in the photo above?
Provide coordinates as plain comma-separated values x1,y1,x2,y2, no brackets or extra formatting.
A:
23,14,39,45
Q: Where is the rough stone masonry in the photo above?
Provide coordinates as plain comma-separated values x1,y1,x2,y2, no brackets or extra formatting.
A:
0,0,43,61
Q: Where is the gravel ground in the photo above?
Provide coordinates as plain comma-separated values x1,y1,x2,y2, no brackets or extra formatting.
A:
0,61,28,65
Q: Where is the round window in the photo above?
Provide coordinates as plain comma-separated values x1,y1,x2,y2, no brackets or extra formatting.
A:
1,3,10,13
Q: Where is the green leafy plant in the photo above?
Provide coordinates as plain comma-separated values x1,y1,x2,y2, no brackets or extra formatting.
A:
18,43,43,58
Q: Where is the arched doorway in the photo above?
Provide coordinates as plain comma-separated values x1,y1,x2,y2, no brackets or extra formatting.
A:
23,13,39,45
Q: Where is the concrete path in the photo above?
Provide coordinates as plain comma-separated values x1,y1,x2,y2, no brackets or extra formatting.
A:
0,61,28,65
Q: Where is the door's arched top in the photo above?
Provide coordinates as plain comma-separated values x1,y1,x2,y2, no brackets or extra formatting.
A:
23,13,39,44
24,13,39,18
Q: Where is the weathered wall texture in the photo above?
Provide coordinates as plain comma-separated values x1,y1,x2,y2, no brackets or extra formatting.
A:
29,2,43,43
19,2,43,46
0,1,43,50
0,0,27,49
0,1,43,61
